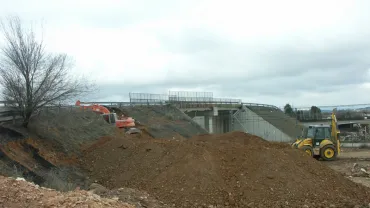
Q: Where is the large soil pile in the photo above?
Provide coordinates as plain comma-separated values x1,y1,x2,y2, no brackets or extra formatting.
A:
82,131,370,208
0,176,134,207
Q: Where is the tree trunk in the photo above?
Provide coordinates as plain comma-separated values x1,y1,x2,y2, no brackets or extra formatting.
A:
22,119,29,128
22,111,32,128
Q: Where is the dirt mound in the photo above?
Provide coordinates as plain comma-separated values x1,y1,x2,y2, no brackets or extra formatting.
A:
28,107,115,155
120,105,208,139
81,131,370,208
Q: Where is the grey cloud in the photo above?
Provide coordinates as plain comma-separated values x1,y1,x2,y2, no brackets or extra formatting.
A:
157,28,228,54
82,83,169,101
78,1,370,106
119,64,369,98
265,40,370,74
87,31,370,101
0,0,194,28
3,0,370,107
150,24,370,100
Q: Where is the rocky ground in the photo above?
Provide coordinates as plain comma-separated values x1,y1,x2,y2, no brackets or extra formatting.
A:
0,176,134,208
88,183,169,208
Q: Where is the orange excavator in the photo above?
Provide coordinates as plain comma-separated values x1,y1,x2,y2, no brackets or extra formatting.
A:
75,100,136,130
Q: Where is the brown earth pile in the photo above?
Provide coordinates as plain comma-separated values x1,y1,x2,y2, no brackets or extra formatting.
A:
0,176,134,208
82,131,370,208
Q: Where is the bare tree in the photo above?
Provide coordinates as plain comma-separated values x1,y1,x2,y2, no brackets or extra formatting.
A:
0,16,94,127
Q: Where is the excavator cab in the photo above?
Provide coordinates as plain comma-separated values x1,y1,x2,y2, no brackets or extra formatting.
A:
101,113,118,124
292,109,340,161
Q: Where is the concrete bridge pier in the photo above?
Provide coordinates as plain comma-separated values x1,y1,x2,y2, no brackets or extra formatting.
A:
199,107,218,133
204,115,213,133
183,107,238,134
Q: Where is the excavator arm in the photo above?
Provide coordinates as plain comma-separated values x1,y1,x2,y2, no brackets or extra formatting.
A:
331,108,340,155
75,100,110,114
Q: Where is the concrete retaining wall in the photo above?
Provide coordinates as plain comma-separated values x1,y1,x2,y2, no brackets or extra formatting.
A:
192,116,205,129
233,107,293,142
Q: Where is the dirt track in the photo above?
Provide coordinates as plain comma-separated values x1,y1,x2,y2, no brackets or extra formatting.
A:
81,132,370,208
339,149,370,159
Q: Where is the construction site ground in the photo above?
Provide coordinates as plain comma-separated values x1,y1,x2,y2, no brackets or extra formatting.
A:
1,105,370,207
325,148,370,188
337,148,370,159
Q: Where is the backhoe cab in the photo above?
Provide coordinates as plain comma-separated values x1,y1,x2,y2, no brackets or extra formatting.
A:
292,109,341,161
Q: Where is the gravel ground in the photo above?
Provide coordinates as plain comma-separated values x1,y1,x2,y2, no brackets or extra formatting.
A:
0,176,134,208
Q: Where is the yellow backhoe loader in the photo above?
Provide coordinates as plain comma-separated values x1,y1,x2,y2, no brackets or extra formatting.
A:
292,108,341,161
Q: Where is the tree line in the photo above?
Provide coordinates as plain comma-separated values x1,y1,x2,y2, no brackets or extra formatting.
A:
0,16,94,127
284,104,323,121
284,103,367,121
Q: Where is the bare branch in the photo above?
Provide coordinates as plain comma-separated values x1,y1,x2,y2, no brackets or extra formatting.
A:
0,16,95,127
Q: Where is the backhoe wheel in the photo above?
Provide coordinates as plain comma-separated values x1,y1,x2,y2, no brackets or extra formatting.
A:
320,145,337,161
301,146,313,157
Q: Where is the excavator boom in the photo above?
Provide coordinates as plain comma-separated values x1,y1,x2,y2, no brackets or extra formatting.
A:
75,100,110,114
331,108,340,155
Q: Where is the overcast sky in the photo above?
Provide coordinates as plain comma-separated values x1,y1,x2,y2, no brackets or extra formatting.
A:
1,0,370,108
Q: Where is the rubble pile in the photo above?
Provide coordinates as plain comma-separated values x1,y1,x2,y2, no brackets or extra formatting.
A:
0,176,134,208
88,183,169,208
351,163,370,177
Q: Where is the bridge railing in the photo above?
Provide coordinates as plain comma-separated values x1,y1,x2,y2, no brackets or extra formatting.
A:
169,99,242,109
242,102,281,110
0,101,17,106
76,101,280,110
78,101,132,107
